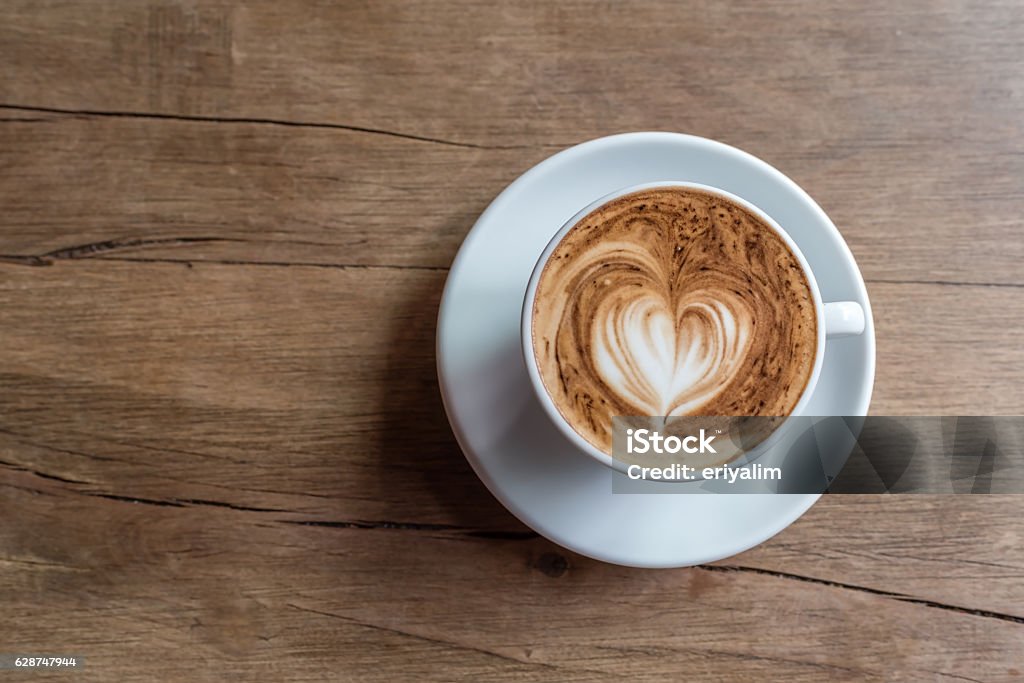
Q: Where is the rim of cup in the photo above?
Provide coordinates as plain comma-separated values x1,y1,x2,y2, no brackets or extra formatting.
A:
520,180,828,473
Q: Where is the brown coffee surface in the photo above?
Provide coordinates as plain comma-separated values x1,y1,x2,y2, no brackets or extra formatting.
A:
531,186,818,455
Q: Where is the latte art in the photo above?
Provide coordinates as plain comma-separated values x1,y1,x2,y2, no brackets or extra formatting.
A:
531,187,818,455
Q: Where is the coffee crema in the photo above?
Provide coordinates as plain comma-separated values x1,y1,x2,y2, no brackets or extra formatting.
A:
531,187,818,455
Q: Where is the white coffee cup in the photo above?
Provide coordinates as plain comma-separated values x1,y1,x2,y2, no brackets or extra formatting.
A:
520,181,866,472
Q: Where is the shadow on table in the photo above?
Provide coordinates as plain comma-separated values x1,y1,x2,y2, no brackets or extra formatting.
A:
373,264,533,536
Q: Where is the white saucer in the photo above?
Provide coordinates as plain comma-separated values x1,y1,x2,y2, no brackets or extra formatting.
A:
436,133,875,568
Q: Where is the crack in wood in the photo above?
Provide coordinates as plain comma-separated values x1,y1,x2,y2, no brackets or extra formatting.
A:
700,647,875,677
85,492,187,508
700,564,1024,624
925,669,988,683
280,519,463,531
597,644,878,678
0,457,93,485
0,459,291,513
280,518,538,541
84,492,288,513
284,603,608,675
0,252,450,272
41,236,234,260
0,237,242,266
81,492,281,513
867,278,1024,289
172,498,288,513
89,256,451,272
0,102,545,151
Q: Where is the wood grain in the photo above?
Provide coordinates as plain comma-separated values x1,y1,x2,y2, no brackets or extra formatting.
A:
2,484,1022,682
2,0,1023,680
2,100,1024,289
3,0,1023,284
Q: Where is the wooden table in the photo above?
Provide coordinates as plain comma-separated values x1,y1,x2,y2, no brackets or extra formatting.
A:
1,1,1022,680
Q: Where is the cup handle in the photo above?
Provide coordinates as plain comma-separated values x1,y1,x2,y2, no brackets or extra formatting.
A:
824,301,866,339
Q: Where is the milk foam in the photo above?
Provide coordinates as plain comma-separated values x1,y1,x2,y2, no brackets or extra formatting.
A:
592,293,753,416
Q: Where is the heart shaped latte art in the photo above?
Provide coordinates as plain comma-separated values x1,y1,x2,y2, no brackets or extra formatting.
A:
591,291,754,417
531,187,818,456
